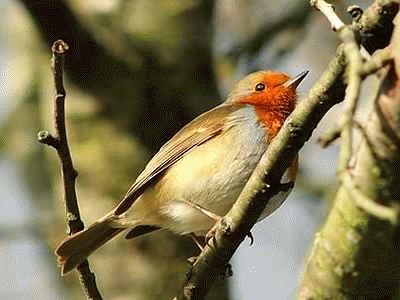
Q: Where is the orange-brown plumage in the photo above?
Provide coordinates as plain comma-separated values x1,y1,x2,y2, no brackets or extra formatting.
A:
234,71,298,140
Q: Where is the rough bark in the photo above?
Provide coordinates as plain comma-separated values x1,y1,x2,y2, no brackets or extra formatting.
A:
299,13,400,300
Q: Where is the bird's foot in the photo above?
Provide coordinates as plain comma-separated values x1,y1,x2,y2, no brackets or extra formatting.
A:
278,181,295,192
190,233,204,251
182,200,221,222
223,263,233,277
187,256,198,265
205,222,219,246
247,231,254,246
205,217,232,247
181,200,223,246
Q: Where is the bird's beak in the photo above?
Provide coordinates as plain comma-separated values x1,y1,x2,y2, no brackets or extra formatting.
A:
283,70,309,89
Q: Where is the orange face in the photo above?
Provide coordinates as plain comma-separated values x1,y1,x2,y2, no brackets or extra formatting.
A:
228,71,299,140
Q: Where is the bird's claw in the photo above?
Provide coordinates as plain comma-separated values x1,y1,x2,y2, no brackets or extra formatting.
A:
226,263,233,277
222,263,233,277
247,231,254,246
204,217,232,247
279,181,295,192
187,256,198,265
205,224,218,247
190,233,204,251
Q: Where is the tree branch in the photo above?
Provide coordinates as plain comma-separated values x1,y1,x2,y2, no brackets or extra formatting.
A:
318,46,393,148
312,0,363,162
361,47,393,76
37,40,103,300
299,57,400,300
310,0,370,59
341,171,398,224
175,0,399,298
337,25,363,172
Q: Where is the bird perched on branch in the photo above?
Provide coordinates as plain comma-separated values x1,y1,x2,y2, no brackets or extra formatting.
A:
55,70,308,275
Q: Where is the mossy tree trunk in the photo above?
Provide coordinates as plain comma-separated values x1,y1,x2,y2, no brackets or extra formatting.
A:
299,14,400,299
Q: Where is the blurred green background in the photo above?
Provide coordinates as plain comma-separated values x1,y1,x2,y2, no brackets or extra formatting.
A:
0,0,372,299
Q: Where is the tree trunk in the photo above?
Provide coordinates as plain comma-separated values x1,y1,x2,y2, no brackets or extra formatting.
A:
299,14,400,299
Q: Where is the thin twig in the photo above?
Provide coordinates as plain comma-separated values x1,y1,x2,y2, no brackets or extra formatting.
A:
311,0,364,171
38,40,103,300
313,1,389,207
337,25,363,172
310,0,370,59
318,119,343,148
361,47,393,77
318,47,393,148
341,171,398,224
310,0,344,31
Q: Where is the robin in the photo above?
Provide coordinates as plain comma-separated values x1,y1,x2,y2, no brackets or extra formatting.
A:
56,70,308,275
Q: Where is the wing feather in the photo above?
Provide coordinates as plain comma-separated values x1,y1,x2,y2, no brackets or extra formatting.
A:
114,104,243,215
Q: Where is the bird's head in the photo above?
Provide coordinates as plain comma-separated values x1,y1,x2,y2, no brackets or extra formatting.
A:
226,70,308,112
226,70,308,138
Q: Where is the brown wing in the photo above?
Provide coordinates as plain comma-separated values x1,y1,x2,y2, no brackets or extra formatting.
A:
114,104,243,215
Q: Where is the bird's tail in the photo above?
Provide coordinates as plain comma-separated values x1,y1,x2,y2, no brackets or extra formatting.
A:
55,214,127,275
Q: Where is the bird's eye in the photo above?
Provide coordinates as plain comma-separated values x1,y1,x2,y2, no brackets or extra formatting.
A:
255,83,265,91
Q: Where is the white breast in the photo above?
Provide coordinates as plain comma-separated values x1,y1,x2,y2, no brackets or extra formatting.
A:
157,106,267,234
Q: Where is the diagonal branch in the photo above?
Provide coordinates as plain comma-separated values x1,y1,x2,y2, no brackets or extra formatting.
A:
37,40,103,300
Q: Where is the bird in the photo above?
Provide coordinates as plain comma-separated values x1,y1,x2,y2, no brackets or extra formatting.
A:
55,70,308,275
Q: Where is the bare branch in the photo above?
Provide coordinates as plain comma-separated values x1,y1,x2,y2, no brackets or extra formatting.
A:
312,1,394,174
312,1,363,160
361,47,393,77
318,121,342,148
317,2,397,149
311,0,370,59
310,0,344,31
38,40,103,300
37,130,60,149
337,25,363,172
341,172,398,224
20,0,219,152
